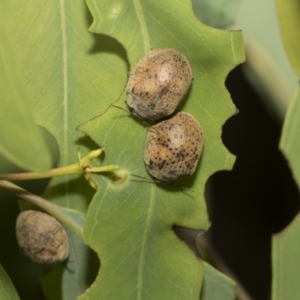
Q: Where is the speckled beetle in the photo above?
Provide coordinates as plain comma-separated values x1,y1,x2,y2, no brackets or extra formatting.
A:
144,111,203,182
126,48,193,121
16,210,69,264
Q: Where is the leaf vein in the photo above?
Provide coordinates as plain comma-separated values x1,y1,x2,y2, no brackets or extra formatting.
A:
133,0,150,54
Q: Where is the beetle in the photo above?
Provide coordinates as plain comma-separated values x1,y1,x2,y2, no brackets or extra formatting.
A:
16,210,69,264
144,111,203,182
126,48,193,121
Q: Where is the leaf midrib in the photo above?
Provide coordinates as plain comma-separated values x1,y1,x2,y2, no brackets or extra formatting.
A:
132,1,153,297
59,0,70,205
137,185,156,299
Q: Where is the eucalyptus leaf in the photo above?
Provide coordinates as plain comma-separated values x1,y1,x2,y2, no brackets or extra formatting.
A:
77,0,244,299
0,12,52,172
0,264,20,300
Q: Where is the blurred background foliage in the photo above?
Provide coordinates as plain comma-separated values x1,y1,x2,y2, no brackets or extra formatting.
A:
0,1,299,299
194,1,300,299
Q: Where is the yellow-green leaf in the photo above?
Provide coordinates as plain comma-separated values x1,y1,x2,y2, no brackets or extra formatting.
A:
201,262,236,300
0,264,20,300
1,0,244,298
77,0,245,299
272,213,300,300
276,0,300,76
1,0,127,298
0,13,52,172
274,86,300,299
274,5,300,296
193,0,241,29
280,86,300,188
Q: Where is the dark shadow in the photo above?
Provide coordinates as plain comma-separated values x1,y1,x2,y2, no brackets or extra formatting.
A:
176,82,194,113
85,248,100,286
75,135,105,161
0,151,52,300
0,193,49,300
128,171,198,195
65,241,100,290
43,176,94,209
173,225,205,259
84,2,129,72
204,66,300,300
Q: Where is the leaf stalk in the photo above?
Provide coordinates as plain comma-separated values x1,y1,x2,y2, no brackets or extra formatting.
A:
0,148,119,189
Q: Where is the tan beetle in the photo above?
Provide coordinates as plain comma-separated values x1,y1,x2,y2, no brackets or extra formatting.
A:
16,210,69,264
126,48,193,121
144,111,203,182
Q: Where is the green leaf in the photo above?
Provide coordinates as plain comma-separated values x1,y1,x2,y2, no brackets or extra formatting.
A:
274,4,300,299
77,0,244,299
1,0,127,299
274,88,300,299
40,264,64,300
280,86,300,188
272,213,300,300
0,264,20,300
41,230,99,300
201,262,236,300
0,179,86,238
276,0,300,77
4,178,88,300
1,0,244,298
275,2,300,297
62,231,99,300
0,12,52,172
192,0,241,29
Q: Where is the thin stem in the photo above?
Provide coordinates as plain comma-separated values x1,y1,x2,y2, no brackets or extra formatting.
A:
0,163,81,181
0,180,84,237
0,149,119,237
0,149,119,186
86,165,119,173
197,235,252,300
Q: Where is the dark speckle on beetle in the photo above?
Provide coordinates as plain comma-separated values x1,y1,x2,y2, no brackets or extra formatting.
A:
144,111,204,182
